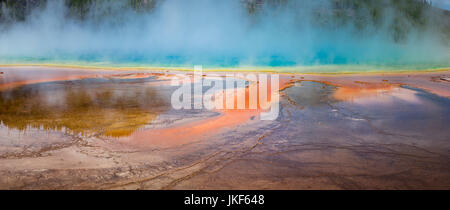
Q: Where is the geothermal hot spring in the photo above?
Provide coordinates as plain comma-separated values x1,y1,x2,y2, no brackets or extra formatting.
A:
0,0,449,189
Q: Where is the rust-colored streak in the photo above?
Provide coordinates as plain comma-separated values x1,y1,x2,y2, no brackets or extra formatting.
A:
120,74,293,148
333,83,397,101
0,67,104,90
0,76,94,91
124,111,258,148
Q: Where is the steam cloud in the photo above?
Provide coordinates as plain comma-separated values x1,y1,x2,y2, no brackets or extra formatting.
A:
0,0,449,68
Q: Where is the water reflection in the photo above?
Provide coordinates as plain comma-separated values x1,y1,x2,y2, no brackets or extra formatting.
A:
284,81,337,108
283,80,450,143
0,77,171,137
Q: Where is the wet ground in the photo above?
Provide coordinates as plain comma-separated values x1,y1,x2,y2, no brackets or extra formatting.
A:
0,66,449,189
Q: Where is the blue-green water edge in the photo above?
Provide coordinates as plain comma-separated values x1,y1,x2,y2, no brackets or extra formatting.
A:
1,55,449,73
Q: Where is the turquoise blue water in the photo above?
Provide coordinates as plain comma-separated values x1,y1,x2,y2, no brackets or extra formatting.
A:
1,53,449,73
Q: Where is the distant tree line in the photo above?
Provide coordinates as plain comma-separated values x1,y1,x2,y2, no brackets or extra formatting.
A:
0,0,158,21
0,0,442,21
242,0,448,42
0,0,448,43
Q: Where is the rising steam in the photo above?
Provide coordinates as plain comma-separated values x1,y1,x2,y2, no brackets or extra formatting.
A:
0,0,449,69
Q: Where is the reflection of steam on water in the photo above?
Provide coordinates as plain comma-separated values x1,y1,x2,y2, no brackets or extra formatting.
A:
0,77,171,137
0,0,449,67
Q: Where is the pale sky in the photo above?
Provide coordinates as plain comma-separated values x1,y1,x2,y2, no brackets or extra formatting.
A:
433,0,450,10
